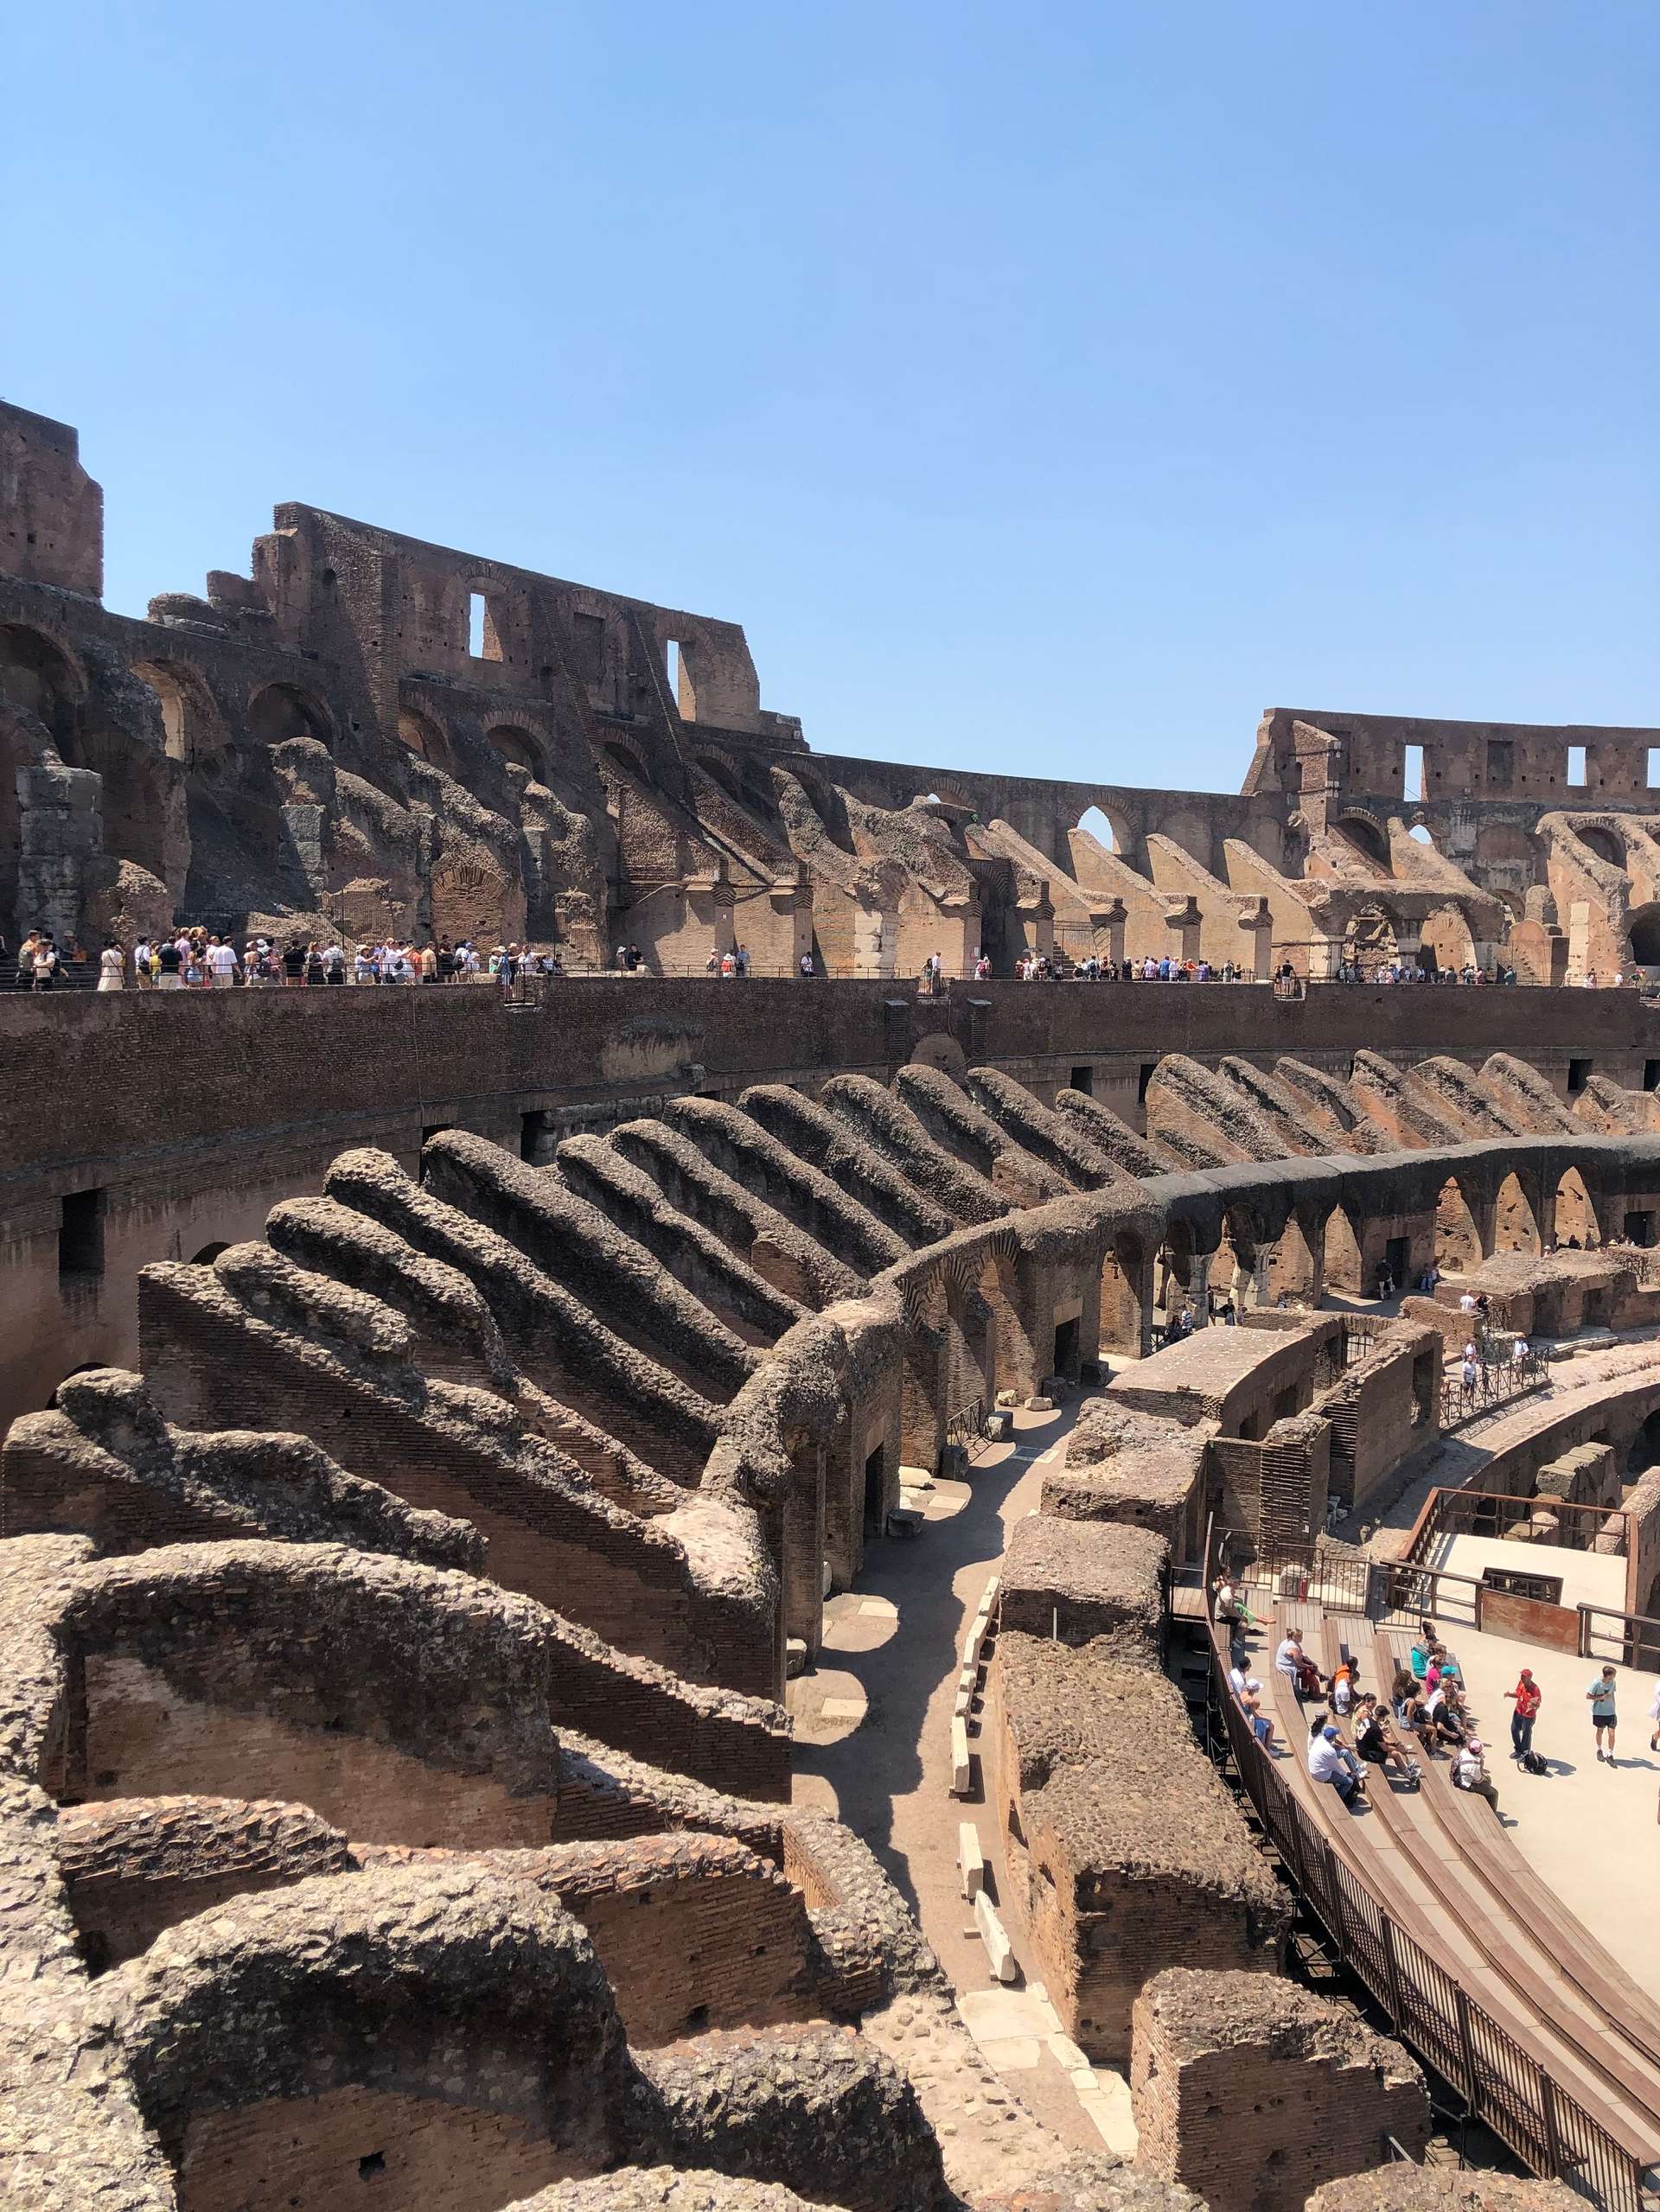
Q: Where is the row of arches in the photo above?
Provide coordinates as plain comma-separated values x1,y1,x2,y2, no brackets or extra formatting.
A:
1092,1163,1612,1355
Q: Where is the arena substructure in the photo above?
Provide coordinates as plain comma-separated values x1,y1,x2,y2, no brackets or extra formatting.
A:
7,1032,1660,2212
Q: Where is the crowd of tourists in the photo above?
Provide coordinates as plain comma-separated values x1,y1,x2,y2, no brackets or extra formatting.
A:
1216,1599,1660,1825
10,926,567,991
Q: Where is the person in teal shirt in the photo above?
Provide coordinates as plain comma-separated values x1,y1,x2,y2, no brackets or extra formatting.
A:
1587,1666,1618,1762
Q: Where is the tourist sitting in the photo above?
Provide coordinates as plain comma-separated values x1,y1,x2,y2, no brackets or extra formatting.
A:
1275,1628,1307,1693
1309,1723,1366,1808
1408,1634,1433,1682
1329,1658,1357,1716
1235,1677,1278,1754
1453,1737,1500,1814
1293,1649,1325,1702
1422,1680,1466,1749
1354,1693,1421,1787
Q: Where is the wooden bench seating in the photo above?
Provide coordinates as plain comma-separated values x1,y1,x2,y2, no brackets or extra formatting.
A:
1248,1606,1660,2163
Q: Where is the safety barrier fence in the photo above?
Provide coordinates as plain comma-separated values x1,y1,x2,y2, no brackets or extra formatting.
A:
1402,1488,1630,1569
1205,1603,1645,2212
1439,1350,1550,1433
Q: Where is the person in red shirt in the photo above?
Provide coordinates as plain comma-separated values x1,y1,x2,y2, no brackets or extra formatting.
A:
1505,1669,1542,1762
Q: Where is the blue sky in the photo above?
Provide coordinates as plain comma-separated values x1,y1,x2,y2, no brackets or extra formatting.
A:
4,2,1655,793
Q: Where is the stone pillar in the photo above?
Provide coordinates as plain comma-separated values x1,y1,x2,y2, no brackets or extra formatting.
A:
16,756,103,948
1237,896,1273,979
1165,896,1203,967
1188,1252,1213,1328
1091,896,1127,970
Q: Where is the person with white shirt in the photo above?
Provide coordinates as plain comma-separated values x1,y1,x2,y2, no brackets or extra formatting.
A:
1454,1737,1500,1813
1308,1724,1364,1807
207,935,239,987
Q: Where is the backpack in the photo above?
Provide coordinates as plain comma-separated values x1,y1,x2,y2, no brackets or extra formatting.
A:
1521,1749,1548,1776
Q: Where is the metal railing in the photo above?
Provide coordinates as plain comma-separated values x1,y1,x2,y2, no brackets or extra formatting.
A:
944,1398,991,1461
1206,1607,1645,2212
1440,1350,1549,1432
1403,1487,1629,1566
1220,1532,1491,1635
1578,1602,1660,1671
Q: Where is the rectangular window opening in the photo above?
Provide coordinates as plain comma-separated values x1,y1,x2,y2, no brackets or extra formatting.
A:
1069,1064,1093,1097
519,1111,543,1163
1567,1057,1593,1096
665,637,680,704
468,592,487,659
1644,1061,1660,1093
59,1188,105,1286
1486,739,1514,789
1137,1061,1156,1106
1403,743,1424,802
1567,745,1587,787
1648,749,1660,790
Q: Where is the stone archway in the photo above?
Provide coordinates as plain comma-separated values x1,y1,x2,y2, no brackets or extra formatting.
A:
1433,1176,1483,1272
1494,1170,1542,1256
1552,1167,1599,1248
248,682,333,749
1100,1228,1152,1359
1322,1207,1365,1297
488,724,547,782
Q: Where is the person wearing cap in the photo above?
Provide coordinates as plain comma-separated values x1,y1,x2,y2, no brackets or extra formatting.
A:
1309,1721,1365,1808
1504,1669,1542,1760
1454,1737,1500,1814
1587,1665,1619,1762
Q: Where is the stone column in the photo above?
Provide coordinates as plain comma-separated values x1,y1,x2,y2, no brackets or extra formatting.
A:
1091,897,1127,970
1237,896,1273,979
1165,895,1203,967
16,756,102,949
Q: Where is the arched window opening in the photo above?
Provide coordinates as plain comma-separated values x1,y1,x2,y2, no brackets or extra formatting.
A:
248,684,332,749
1434,1177,1482,1274
190,1241,231,1265
0,622,78,737
1408,824,1434,846
1552,1169,1599,1249
1494,1171,1542,1257
134,660,224,768
1322,1208,1364,1298
1076,806,1118,852
467,589,510,664
604,742,648,786
1338,817,1389,867
487,725,545,781
1578,824,1625,870
1629,906,1660,968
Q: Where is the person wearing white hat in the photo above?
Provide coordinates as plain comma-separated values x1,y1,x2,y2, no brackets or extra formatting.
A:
1454,1736,1500,1814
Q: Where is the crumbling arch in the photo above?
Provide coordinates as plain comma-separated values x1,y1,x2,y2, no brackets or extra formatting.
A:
1494,1170,1542,1257
487,724,546,781
132,660,226,768
1627,904,1660,968
1577,824,1626,870
693,752,743,802
1419,903,1477,974
1433,1176,1482,1273
0,620,82,737
247,682,333,749
1263,1212,1320,1306
1336,814,1389,869
603,739,651,787
1321,1206,1365,1297
397,706,460,778
1552,1167,1600,1248
1344,901,1406,969
1075,802,1128,855
1100,1227,1152,1358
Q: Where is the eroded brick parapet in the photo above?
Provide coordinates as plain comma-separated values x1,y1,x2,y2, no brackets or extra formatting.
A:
1130,1968,1429,2212
993,1630,1289,2064
999,1514,1166,1656
820,1071,1012,1223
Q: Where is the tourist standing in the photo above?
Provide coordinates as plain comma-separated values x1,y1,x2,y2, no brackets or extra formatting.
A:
1504,1669,1542,1761
1587,1665,1618,1762
155,937,184,991
208,935,239,988
97,939,125,991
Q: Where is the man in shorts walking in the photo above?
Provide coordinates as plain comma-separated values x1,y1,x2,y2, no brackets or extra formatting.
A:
1587,1665,1618,1762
